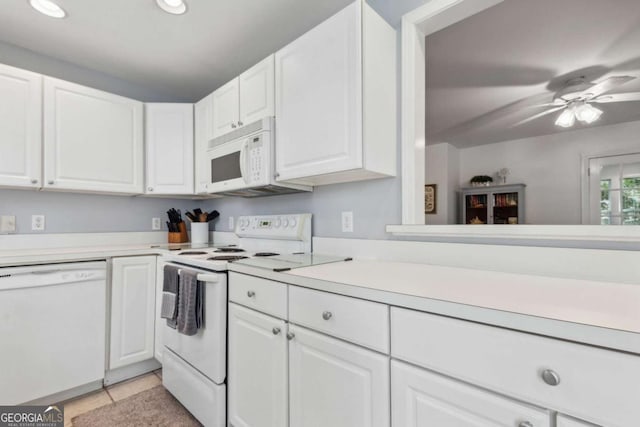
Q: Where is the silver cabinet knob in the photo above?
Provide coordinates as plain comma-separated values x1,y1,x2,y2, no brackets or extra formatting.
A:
519,422,533,427
31,179,38,184
286,332,295,341
322,311,333,320
238,121,243,126
147,187,154,192
247,290,255,298
541,369,561,386
231,123,237,128
48,180,54,185
272,327,281,335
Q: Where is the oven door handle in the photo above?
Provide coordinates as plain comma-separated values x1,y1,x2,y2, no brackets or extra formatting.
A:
239,140,249,184
197,273,220,283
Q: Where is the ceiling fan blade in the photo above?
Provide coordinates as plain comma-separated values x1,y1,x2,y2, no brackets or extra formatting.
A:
585,76,636,98
524,99,566,109
592,92,640,103
510,106,566,127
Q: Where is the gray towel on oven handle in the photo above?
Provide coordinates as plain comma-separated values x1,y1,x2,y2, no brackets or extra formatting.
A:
161,264,181,329
176,268,204,336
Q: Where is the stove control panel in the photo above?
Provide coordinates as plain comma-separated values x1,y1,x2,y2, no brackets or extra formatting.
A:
235,214,311,241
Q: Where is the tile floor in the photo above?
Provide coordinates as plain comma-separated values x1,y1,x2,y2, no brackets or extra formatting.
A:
62,370,162,427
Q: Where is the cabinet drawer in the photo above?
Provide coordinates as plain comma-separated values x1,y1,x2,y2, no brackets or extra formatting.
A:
391,307,640,427
289,286,389,353
229,273,287,319
392,360,552,427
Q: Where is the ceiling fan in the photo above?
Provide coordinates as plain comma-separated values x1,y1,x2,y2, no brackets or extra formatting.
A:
513,76,640,128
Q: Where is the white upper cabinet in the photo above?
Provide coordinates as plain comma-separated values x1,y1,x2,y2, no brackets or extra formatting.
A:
212,77,240,139
275,0,397,185
239,55,275,126
212,55,275,139
43,77,144,194
0,64,42,189
194,93,214,194
145,103,194,195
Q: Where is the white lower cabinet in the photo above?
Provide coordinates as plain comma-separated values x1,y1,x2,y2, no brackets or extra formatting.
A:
556,415,599,427
228,303,288,427
288,324,390,427
110,256,157,369
391,360,551,427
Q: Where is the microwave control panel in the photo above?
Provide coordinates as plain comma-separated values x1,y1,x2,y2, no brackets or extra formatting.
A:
247,135,266,184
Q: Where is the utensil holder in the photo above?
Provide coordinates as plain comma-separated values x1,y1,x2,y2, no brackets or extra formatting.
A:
168,232,183,244
167,222,189,244
190,222,209,245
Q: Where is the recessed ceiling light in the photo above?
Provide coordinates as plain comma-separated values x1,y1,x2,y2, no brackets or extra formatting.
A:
156,0,187,15
29,0,66,18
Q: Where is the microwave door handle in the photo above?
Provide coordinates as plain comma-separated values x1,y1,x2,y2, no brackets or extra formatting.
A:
239,141,249,184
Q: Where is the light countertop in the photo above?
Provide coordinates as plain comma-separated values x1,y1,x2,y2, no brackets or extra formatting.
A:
229,260,640,355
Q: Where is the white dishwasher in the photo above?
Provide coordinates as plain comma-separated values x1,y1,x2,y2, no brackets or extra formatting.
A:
0,261,107,405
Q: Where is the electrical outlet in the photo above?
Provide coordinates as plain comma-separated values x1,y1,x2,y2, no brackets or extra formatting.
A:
228,216,234,231
0,215,16,233
31,215,45,231
341,211,354,233
152,217,161,230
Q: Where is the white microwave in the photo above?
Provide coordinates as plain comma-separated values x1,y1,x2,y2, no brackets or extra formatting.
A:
206,117,311,197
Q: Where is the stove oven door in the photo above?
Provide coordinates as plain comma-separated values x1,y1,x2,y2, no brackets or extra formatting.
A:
163,264,227,384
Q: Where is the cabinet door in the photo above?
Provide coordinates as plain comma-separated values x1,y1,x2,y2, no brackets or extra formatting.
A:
110,256,156,370
154,258,166,363
556,415,599,427
228,303,287,427
391,360,551,427
43,77,144,194
0,64,42,189
194,93,214,194
145,103,194,194
212,78,239,138
275,3,362,181
289,325,389,427
239,55,274,126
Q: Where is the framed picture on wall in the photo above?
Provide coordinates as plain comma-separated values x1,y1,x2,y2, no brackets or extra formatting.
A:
425,184,437,214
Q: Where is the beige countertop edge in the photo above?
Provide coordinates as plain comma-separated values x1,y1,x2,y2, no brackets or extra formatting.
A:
228,263,640,356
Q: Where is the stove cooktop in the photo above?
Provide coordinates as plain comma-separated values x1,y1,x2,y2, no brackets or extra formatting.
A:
207,255,249,262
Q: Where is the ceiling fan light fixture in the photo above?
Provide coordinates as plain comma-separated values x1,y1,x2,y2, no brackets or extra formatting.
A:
156,0,187,15
29,0,66,18
575,103,603,124
555,108,576,128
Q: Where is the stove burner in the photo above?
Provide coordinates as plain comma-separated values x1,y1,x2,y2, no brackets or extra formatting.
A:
178,251,208,255
207,256,249,262
253,252,280,257
214,247,246,253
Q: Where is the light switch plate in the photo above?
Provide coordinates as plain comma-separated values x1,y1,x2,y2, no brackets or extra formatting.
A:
0,215,16,233
341,211,354,233
31,215,45,231
152,217,161,230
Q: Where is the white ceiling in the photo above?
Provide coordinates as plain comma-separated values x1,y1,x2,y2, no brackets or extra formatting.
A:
425,0,640,148
0,0,352,101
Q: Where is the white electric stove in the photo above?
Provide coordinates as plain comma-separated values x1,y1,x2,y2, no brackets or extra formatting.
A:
160,213,323,427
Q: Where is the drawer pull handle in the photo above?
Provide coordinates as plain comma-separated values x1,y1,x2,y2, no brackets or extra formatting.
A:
541,369,561,386
286,332,295,341
247,290,255,298
322,311,333,320
272,327,281,335
519,422,533,427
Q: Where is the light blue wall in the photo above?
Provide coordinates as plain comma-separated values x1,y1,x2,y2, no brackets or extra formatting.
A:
1,1,426,238
0,189,198,235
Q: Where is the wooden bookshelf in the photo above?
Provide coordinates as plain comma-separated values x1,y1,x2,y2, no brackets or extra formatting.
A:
460,184,525,225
